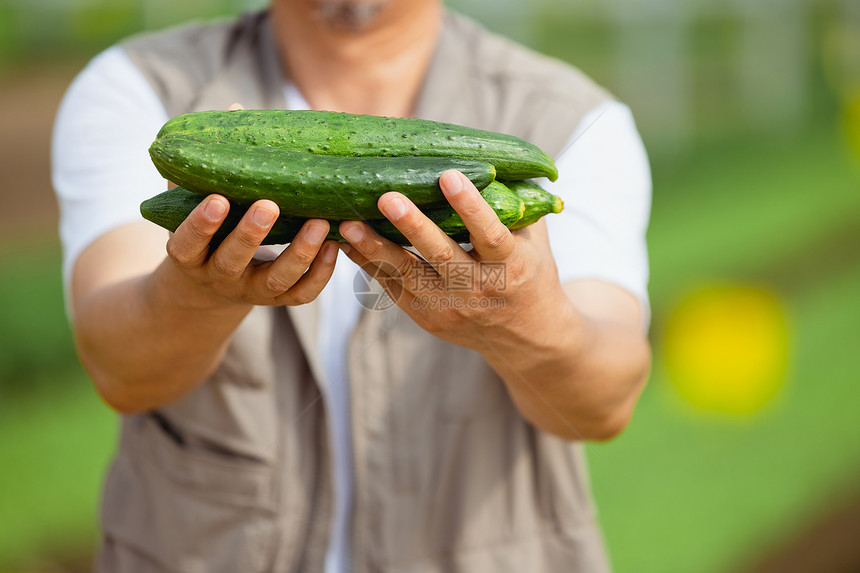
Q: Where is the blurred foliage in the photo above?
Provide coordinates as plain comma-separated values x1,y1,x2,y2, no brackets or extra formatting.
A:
67,1,141,49
1,0,859,571
0,238,117,567
0,239,79,396
0,369,116,567
0,0,263,60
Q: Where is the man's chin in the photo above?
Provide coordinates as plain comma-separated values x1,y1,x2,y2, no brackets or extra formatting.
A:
311,0,393,33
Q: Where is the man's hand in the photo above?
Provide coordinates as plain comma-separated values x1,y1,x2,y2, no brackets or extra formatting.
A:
72,193,338,414
163,194,338,309
338,170,650,441
338,170,566,356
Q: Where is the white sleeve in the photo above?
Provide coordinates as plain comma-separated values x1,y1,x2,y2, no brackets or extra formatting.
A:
51,45,169,291
542,100,652,328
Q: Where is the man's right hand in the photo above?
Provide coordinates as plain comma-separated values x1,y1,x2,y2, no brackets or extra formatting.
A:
164,193,338,309
70,192,338,414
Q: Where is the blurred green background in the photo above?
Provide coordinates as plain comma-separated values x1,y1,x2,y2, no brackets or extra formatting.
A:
1,0,859,571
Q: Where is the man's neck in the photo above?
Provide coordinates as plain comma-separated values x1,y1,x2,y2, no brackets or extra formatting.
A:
270,0,442,117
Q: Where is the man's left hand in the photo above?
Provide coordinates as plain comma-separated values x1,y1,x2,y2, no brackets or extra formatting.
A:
338,169,569,363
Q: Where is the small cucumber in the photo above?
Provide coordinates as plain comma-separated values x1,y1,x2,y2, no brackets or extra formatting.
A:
367,181,525,245
501,180,564,229
140,183,525,248
139,187,336,248
149,135,497,220
156,109,558,181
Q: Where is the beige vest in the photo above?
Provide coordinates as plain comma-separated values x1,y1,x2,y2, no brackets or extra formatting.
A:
101,10,612,573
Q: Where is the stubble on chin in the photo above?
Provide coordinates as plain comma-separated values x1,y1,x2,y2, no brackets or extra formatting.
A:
310,0,393,33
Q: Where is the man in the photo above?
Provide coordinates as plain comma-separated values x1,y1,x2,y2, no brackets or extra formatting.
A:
52,0,652,571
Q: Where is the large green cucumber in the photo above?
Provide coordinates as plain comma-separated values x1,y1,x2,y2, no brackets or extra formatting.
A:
140,183,524,248
149,135,497,220
502,180,564,230
156,109,558,181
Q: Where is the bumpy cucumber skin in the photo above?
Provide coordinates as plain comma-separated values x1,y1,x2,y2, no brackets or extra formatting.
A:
140,183,525,248
501,180,564,230
157,109,558,182
149,135,497,220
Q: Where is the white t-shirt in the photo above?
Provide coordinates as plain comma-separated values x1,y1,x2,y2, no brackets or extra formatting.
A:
52,45,652,573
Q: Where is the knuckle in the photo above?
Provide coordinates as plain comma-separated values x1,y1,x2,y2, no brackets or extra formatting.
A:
185,217,211,240
485,278,507,297
288,288,315,306
234,227,264,251
426,244,455,264
359,236,387,260
291,244,317,267
166,237,192,265
398,215,426,237
265,274,292,294
506,254,526,278
211,256,243,278
483,223,510,249
498,257,526,290
459,305,480,322
462,201,484,219
393,257,415,278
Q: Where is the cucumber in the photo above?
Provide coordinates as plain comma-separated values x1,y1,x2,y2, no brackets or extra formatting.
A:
367,181,525,245
139,186,331,248
140,183,524,248
149,135,497,220
501,180,564,230
156,109,558,181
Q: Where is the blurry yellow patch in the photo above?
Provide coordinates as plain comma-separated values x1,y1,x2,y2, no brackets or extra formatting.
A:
843,92,860,164
663,285,789,416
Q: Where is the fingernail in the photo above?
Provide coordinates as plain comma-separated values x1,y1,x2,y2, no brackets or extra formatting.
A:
253,207,276,227
306,223,327,244
382,196,407,220
204,198,226,221
322,243,338,263
341,223,365,243
442,170,464,196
